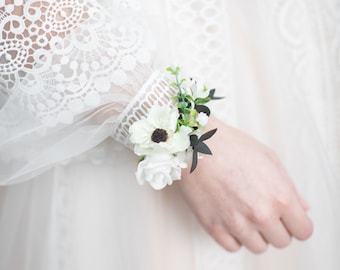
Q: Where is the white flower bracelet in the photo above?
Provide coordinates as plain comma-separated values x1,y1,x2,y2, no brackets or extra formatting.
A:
129,67,222,190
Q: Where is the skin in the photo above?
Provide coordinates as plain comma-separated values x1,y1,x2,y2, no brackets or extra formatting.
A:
178,116,313,253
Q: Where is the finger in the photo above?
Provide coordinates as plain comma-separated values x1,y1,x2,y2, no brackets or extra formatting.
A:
234,230,268,254
218,232,242,252
299,195,310,211
281,204,313,240
224,217,268,254
273,158,310,212
273,168,313,239
259,220,291,248
210,224,242,252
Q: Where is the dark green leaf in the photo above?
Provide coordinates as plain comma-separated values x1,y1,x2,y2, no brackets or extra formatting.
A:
208,89,224,100
199,128,217,142
182,97,193,108
195,141,212,155
190,151,198,173
208,88,215,98
195,104,211,116
190,134,198,147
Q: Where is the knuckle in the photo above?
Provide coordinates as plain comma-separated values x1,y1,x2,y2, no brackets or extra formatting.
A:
206,220,223,237
226,214,245,235
274,193,291,209
248,207,272,227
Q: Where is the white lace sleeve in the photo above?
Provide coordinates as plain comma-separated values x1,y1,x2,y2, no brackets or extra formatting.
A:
0,0,173,185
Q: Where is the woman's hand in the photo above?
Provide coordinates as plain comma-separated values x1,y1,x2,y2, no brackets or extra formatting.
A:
178,116,313,253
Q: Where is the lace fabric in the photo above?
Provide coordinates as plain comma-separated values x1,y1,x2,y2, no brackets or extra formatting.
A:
0,0,169,184
111,71,178,149
1,0,152,122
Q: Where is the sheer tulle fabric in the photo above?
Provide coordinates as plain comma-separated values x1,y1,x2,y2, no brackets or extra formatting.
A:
0,0,155,184
0,0,339,270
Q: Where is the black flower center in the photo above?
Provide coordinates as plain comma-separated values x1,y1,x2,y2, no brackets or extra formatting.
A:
151,128,168,143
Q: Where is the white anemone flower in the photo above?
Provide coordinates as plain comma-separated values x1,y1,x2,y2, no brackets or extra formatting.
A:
129,105,191,156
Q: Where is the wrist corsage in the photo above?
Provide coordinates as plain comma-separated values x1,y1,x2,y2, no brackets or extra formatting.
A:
129,67,222,190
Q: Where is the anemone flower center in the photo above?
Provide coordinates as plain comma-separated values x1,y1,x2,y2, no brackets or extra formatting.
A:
151,128,168,143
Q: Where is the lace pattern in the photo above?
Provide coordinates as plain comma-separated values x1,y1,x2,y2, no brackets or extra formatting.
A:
0,0,152,126
0,0,163,183
112,71,178,149
162,0,236,125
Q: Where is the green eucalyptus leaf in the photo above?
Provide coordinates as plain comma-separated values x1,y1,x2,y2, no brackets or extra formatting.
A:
189,121,196,127
199,128,217,142
190,134,199,147
208,88,224,100
190,151,198,173
166,67,177,75
166,67,173,72
178,101,188,108
185,95,194,102
190,109,197,118
195,141,212,155
194,97,211,105
208,88,215,98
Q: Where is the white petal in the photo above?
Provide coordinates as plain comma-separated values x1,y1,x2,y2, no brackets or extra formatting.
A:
168,107,180,132
168,126,191,153
197,112,209,126
149,174,169,190
148,105,179,131
129,119,153,145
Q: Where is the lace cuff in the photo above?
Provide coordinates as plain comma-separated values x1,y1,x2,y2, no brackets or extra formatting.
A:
112,71,177,149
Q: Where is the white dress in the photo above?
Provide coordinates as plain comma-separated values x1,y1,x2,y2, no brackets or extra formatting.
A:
0,0,339,269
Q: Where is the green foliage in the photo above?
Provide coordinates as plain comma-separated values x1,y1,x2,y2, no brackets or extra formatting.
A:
166,66,222,173
208,88,224,100
138,156,145,163
189,128,217,173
